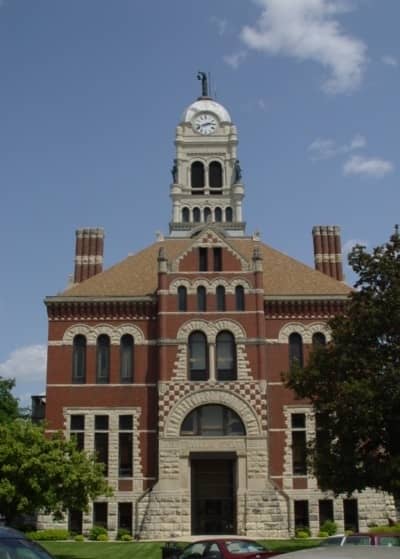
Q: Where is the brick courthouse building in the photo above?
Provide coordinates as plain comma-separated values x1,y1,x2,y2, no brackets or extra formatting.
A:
43,78,395,538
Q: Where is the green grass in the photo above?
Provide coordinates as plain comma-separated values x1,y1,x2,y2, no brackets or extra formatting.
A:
42,539,322,559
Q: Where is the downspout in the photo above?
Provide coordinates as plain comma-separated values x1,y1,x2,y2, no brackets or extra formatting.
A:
134,487,152,540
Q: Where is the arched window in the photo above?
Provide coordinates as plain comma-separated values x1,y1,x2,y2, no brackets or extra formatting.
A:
191,161,205,190
216,285,226,311
289,333,303,368
312,332,326,347
216,331,236,381
204,207,211,222
181,405,245,436
189,331,208,381
209,161,223,190
72,335,86,383
178,286,187,311
182,207,190,223
197,286,206,311
193,207,201,223
215,207,222,222
225,207,233,222
235,285,245,311
120,334,134,383
97,334,110,383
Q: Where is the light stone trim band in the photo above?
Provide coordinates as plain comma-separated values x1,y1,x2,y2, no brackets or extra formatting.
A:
61,323,146,345
278,322,331,344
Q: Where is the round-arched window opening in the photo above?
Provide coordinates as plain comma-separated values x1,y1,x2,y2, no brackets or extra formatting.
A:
191,161,205,190
204,207,211,222
209,161,223,190
193,207,201,222
215,207,222,222
225,207,233,222
181,405,245,436
182,207,190,223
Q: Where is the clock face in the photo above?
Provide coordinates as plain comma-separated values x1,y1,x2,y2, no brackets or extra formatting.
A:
193,113,217,135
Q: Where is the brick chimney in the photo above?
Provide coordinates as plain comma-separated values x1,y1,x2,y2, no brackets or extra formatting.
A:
312,225,343,281
73,228,104,283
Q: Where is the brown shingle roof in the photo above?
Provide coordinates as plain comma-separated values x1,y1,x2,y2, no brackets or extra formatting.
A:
58,236,350,299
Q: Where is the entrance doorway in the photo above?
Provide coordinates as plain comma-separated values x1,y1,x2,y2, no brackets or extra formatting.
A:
191,454,236,535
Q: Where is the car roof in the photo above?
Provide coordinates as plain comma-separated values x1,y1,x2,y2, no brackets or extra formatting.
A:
0,526,26,538
282,546,400,558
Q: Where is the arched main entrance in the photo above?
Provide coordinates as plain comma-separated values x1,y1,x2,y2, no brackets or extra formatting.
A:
181,405,245,534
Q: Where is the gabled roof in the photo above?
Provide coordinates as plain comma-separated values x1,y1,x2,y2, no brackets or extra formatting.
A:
55,234,350,300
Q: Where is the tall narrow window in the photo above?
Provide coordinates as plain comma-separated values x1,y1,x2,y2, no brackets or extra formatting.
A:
72,335,86,383
289,333,303,368
119,415,133,477
120,334,134,383
294,500,309,532
319,500,334,527
94,415,109,476
193,207,201,222
93,502,108,529
312,332,326,347
189,331,208,381
68,510,83,535
70,415,85,451
118,503,132,534
182,207,190,223
235,285,245,311
216,331,236,381
191,161,205,190
216,285,226,311
225,207,233,222
96,334,110,383
209,161,223,190
199,247,208,271
213,247,222,271
197,286,206,311
204,207,211,222
291,413,307,475
215,207,222,222
178,286,187,311
343,499,359,532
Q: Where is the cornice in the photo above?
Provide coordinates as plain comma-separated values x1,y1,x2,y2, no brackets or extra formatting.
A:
45,297,157,321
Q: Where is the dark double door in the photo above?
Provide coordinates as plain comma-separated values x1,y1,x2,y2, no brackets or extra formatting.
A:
191,457,236,535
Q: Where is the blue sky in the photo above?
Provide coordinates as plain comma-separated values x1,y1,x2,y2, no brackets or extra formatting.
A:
1,0,399,405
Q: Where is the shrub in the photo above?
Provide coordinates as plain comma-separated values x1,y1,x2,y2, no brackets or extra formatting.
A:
26,529,70,541
318,531,329,538
320,520,337,536
116,528,132,541
89,525,108,541
369,524,400,534
121,534,132,541
74,534,85,542
97,533,108,541
296,530,310,539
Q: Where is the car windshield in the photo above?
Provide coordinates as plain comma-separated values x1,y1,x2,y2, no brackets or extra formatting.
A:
0,538,54,559
322,537,344,546
344,536,371,545
225,540,265,553
378,536,400,547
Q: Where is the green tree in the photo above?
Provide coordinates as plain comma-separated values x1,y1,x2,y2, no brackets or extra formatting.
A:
285,229,400,515
0,419,112,525
0,377,20,423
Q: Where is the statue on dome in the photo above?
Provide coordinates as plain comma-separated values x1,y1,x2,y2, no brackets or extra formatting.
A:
171,159,178,183
197,71,209,97
234,159,242,182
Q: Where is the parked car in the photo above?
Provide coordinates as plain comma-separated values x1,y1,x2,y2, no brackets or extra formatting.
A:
178,538,279,559
321,533,400,547
280,546,400,559
0,526,55,559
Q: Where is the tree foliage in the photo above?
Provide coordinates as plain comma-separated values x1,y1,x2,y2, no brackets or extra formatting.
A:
0,420,112,525
0,376,20,424
285,229,400,500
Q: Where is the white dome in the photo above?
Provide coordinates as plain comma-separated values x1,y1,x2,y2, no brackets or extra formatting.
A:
181,99,231,124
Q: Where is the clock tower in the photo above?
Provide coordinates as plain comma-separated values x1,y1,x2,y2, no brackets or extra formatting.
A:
169,72,245,237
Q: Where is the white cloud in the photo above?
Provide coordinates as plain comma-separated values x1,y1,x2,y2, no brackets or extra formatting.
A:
343,155,394,178
0,344,46,386
240,0,367,94
224,50,247,69
211,16,228,36
382,55,398,67
308,133,366,160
